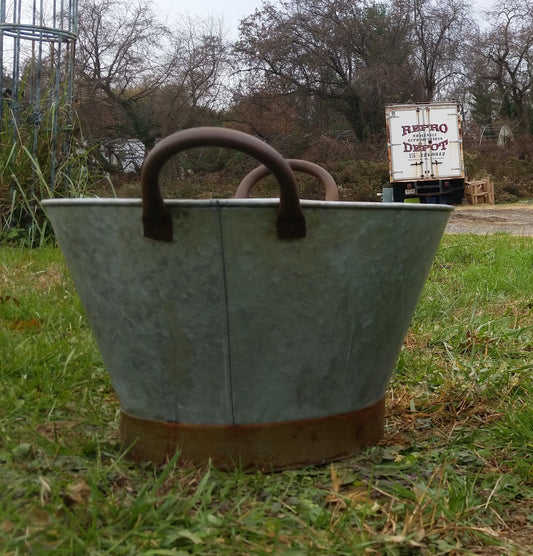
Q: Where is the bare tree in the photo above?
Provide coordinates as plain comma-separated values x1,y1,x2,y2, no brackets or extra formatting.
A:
160,16,230,131
75,0,176,149
234,0,419,140
175,17,228,109
469,0,533,133
406,0,471,101
75,1,232,157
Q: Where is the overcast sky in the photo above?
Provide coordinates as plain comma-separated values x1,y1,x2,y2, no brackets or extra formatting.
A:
153,0,264,37
153,0,490,38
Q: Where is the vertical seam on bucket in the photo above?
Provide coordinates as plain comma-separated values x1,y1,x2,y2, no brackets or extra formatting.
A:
217,204,236,424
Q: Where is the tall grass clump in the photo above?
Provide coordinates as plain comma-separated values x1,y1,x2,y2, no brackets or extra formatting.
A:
0,87,98,247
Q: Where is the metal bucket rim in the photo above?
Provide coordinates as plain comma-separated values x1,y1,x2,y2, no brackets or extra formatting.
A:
41,198,454,212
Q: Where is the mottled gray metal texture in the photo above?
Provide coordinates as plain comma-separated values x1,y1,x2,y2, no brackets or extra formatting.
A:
42,198,451,425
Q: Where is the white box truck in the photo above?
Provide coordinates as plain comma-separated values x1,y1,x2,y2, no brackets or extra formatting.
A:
385,102,465,203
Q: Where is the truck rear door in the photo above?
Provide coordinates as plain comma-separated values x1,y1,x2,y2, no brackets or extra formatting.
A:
387,103,464,182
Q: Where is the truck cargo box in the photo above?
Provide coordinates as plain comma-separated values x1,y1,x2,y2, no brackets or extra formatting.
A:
385,102,465,203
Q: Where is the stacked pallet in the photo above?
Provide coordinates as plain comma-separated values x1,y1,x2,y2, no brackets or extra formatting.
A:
464,179,495,205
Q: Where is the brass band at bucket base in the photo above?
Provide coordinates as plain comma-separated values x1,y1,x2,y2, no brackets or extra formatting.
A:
119,397,385,471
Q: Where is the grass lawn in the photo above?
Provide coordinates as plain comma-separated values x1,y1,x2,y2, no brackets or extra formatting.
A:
0,234,532,555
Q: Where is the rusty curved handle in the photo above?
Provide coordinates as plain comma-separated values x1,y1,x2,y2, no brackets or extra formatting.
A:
141,127,306,241
235,159,339,201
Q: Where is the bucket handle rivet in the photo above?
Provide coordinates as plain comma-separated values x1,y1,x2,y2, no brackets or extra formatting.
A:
141,127,307,242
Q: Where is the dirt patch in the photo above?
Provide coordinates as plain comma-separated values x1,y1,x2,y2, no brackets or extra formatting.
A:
446,203,533,236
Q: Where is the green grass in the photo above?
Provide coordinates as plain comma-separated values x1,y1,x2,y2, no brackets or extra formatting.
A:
1,235,532,555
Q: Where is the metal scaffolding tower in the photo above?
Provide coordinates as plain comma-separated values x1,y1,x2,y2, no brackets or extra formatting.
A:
0,0,77,188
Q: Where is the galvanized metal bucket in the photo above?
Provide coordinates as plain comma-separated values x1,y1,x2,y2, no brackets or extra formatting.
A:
42,127,452,471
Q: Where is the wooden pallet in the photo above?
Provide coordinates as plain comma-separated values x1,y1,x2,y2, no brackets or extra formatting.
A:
464,179,495,205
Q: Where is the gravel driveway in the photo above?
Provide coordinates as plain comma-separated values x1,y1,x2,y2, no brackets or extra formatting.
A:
445,203,533,236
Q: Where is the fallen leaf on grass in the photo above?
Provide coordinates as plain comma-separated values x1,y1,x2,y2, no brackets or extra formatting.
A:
27,507,52,529
21,508,63,551
4,318,43,330
1,520,14,533
62,478,91,508
0,295,20,305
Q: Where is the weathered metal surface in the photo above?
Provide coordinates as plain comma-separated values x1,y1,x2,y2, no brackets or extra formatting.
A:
120,397,385,470
43,198,451,427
